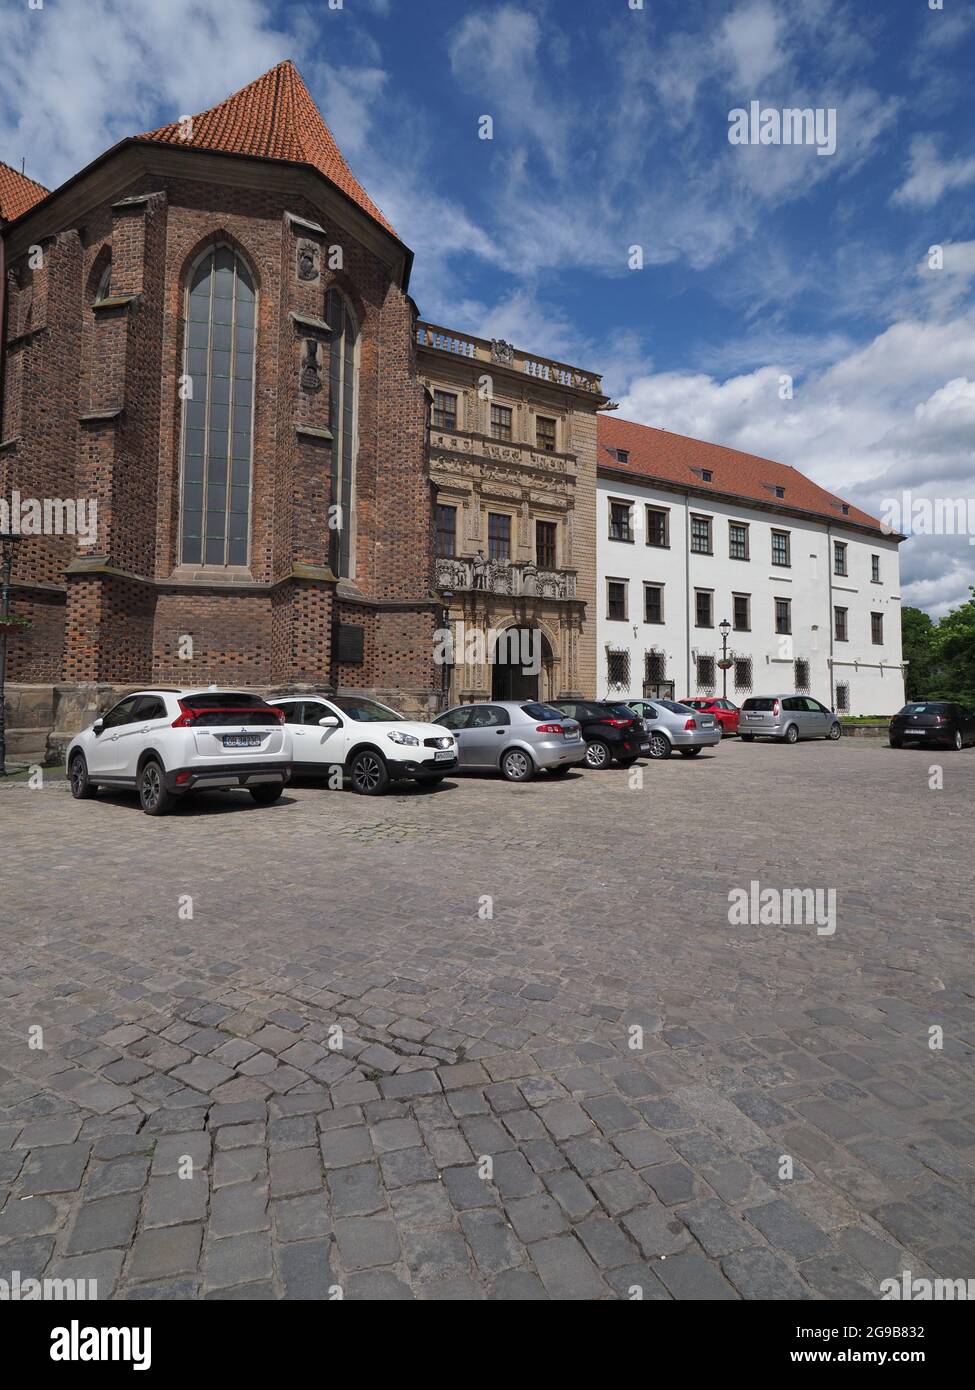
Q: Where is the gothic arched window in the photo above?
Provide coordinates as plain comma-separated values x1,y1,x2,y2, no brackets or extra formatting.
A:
179,245,256,567
325,287,358,577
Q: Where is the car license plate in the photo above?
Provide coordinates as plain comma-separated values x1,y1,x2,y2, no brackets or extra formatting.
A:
222,734,262,748
434,749,453,761
701,718,714,727
563,730,579,741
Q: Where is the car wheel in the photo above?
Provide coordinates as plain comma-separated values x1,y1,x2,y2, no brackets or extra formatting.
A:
646,732,672,759
678,747,702,757
69,753,96,799
139,759,174,816
739,734,754,742
783,724,799,744
249,783,283,804
585,738,611,769
349,749,390,795
951,730,963,751
545,765,573,777
501,748,534,782
828,722,842,741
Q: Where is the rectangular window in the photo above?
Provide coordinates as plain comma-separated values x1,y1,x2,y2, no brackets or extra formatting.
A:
490,404,512,441
871,612,883,645
733,593,750,631
644,584,664,624
794,657,810,692
834,541,848,576
734,656,752,692
729,522,749,560
690,514,712,554
607,651,630,687
432,390,457,431
645,507,669,547
695,589,713,627
488,512,511,561
697,654,716,688
771,530,791,566
435,504,456,558
607,579,628,621
536,520,557,569
775,598,792,635
616,448,629,463
836,682,850,712
536,415,557,452
834,605,848,642
871,554,881,583
609,500,633,542
645,650,666,685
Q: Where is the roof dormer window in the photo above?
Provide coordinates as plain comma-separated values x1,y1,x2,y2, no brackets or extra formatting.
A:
701,469,713,482
616,449,629,463
774,485,785,499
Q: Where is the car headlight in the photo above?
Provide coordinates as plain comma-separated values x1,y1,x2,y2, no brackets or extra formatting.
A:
387,731,419,746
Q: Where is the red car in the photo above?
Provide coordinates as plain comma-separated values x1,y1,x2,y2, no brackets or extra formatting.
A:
681,698,740,735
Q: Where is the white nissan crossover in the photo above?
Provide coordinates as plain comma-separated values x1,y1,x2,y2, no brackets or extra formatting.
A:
66,688,293,816
273,693,457,794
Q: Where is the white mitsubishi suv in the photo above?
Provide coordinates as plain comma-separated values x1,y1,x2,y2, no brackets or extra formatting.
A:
273,693,457,794
66,688,293,815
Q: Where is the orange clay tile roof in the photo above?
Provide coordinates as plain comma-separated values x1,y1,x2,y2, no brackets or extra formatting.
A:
0,161,49,223
136,59,395,237
598,414,889,536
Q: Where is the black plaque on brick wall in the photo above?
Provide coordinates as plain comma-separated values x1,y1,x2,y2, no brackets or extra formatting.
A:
335,623,364,664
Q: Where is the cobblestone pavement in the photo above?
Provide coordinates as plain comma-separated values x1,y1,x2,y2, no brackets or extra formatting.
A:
1,738,973,1300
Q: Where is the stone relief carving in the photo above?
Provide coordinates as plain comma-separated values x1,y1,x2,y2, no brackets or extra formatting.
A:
300,337,323,391
490,338,514,366
296,241,320,282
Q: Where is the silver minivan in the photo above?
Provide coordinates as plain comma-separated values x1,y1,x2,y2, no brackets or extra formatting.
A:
434,700,586,781
740,695,842,743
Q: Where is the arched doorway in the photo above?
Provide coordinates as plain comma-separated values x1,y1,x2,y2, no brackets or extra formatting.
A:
491,627,553,701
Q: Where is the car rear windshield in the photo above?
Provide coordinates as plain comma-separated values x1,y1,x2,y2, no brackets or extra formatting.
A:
607,704,639,719
179,693,278,726
653,699,693,714
898,703,948,714
521,704,566,721
742,698,776,710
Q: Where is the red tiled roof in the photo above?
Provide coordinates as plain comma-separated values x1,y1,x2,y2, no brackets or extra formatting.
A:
598,414,889,536
136,59,395,237
0,161,49,223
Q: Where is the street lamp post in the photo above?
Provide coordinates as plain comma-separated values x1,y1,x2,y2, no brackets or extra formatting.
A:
719,618,731,700
0,533,25,778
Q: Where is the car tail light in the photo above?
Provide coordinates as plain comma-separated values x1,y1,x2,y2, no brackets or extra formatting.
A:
536,723,563,734
266,706,286,724
684,717,697,730
603,718,634,728
171,702,196,728
175,770,192,785
772,700,780,716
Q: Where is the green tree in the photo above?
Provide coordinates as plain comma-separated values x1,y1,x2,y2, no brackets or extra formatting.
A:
931,588,975,706
900,606,935,700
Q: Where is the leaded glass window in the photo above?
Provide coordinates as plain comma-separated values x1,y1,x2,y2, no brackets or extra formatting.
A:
326,289,358,577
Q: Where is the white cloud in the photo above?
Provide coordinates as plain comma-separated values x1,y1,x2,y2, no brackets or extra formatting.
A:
718,0,786,90
617,312,975,617
892,135,975,208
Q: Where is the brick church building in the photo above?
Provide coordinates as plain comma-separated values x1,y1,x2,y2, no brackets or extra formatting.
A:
1,61,608,758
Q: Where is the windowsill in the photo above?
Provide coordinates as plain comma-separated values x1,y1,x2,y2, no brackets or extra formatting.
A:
644,619,665,625
609,536,634,544
646,542,670,549
733,628,751,634
729,555,750,562
770,562,791,568
691,550,713,557
607,617,628,623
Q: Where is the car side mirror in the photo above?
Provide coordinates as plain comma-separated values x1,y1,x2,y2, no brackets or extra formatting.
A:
318,715,340,727
92,718,105,735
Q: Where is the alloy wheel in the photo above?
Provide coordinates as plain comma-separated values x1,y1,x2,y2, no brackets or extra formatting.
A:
141,764,162,811
353,753,383,791
585,740,609,769
502,749,532,780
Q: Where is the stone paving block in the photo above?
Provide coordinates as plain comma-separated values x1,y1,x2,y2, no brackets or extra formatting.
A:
370,1118,422,1153
278,1237,336,1299
327,1163,385,1219
344,1269,414,1300
620,1204,691,1258
0,1194,60,1237
273,1192,330,1242
333,1217,400,1270
743,1199,831,1258
151,1132,211,1174
389,1182,453,1231
505,1193,570,1242
13,1116,83,1149
20,1141,91,1194
575,1213,637,1269
129,1223,203,1282
66,1193,141,1254
529,1234,610,1300
720,1245,811,1299
491,1150,541,1201
213,1147,266,1189
491,1268,549,1299
378,1147,438,1188
47,1249,125,1298
204,1232,273,1290
144,1174,208,1228
85,1155,151,1198
590,1167,652,1217
0,1235,55,1279
443,1165,497,1212
270,1147,323,1197
210,1181,269,1237
643,1162,698,1206
652,1248,739,1300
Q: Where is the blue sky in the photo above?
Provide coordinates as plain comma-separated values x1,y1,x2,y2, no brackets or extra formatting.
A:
2,0,974,614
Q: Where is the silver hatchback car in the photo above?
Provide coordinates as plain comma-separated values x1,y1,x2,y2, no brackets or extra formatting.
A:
740,695,842,743
434,700,586,781
626,698,722,759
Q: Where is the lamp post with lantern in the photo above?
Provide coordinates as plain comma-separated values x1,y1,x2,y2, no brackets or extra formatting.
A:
718,617,732,701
